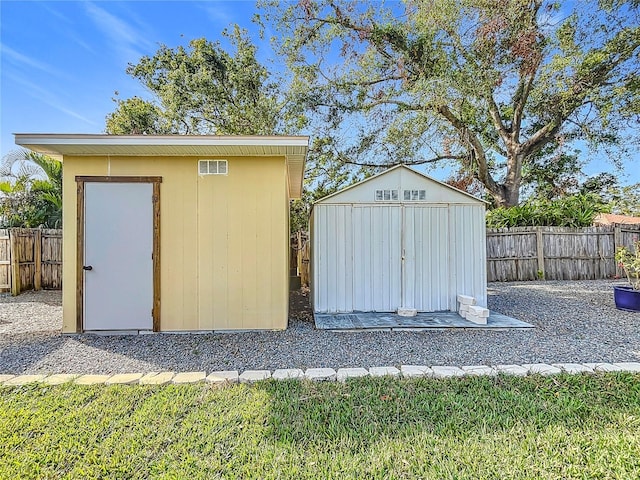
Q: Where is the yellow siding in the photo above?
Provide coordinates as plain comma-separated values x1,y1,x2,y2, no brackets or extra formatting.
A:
62,155,289,333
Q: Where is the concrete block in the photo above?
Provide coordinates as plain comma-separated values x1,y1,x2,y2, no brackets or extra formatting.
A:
465,312,487,325
0,375,16,384
171,372,206,384
239,370,271,384
336,368,369,382
522,363,562,376
400,365,433,378
612,362,640,372
206,371,239,384
75,375,111,385
495,364,529,376
458,304,470,314
583,363,624,372
3,374,46,386
139,372,175,385
551,363,594,374
305,368,337,382
457,294,476,306
369,366,401,378
431,366,466,378
461,365,497,376
271,369,304,380
106,373,143,385
43,374,79,385
468,305,490,317
397,308,417,317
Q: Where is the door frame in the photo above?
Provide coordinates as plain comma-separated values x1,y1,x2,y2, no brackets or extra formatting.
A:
75,176,162,333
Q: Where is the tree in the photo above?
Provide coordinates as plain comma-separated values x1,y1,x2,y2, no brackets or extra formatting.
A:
105,26,283,135
0,150,62,228
268,0,640,206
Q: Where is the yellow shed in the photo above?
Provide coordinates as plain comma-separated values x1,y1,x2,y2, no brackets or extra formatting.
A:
15,134,308,333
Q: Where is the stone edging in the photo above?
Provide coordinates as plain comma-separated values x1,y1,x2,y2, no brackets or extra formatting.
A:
1,362,640,386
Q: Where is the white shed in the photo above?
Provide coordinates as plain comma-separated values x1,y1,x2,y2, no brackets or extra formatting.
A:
311,165,487,314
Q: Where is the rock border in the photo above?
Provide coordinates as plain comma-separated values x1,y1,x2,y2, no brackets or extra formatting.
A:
1,362,640,386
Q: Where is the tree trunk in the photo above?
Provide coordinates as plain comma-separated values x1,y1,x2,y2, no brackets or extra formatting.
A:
485,151,523,208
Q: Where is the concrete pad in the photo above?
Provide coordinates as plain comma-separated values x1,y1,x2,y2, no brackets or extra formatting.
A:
271,369,304,380
239,370,271,384
171,372,206,384
106,373,143,385
431,366,466,378
206,371,239,384
613,362,640,372
0,375,16,384
139,372,175,385
43,374,79,385
461,365,497,376
522,363,562,376
584,363,624,372
75,375,111,385
336,368,369,382
400,365,433,378
495,364,529,376
552,363,594,374
3,374,46,386
305,368,337,382
369,366,401,378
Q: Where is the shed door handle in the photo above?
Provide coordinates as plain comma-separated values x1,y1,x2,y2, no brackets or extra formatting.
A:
83,265,93,271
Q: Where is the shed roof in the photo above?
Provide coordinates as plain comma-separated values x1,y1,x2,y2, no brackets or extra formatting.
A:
315,164,487,205
14,134,308,198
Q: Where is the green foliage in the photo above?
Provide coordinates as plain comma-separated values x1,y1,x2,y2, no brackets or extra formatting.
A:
267,0,640,207
615,241,640,290
486,193,606,227
0,151,62,228
106,97,168,135
106,26,283,136
2,374,640,478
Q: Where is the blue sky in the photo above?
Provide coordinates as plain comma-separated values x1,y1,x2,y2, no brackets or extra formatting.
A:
1,0,638,185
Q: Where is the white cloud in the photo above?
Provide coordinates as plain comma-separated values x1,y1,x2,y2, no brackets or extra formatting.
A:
6,72,99,126
0,44,70,79
83,2,154,65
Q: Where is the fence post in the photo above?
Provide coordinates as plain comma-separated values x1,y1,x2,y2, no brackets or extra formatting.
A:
34,229,42,291
613,225,622,277
536,227,545,279
9,229,20,296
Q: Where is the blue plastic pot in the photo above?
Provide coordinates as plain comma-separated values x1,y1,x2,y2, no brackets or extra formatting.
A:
613,285,640,312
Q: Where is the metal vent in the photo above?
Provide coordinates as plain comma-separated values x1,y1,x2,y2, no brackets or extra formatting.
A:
198,159,228,175
375,189,399,201
403,189,426,201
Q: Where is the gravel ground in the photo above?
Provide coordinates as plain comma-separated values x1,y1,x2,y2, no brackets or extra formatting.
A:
1,280,639,374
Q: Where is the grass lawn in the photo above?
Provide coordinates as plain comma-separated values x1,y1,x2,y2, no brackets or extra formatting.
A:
1,373,640,479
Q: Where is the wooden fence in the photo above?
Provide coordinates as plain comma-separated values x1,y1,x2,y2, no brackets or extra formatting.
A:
487,225,640,282
290,231,310,287
0,228,62,295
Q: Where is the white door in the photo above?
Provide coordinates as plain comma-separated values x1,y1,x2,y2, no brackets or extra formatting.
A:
352,206,402,311
402,206,450,311
84,182,154,330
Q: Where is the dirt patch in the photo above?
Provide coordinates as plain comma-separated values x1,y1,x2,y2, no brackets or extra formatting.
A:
289,287,314,324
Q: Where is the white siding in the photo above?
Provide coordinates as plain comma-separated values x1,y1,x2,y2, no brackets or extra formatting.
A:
352,206,402,311
312,166,487,314
313,205,353,312
449,204,487,307
402,206,450,311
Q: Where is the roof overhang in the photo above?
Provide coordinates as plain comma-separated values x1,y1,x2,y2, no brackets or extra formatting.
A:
14,134,309,198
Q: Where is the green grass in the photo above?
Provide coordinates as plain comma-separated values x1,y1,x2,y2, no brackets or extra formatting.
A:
1,373,640,479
